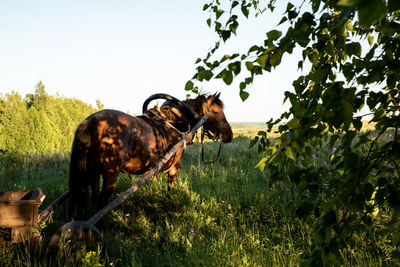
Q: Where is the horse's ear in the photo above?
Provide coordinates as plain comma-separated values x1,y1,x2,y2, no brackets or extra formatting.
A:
206,94,215,108
206,92,221,109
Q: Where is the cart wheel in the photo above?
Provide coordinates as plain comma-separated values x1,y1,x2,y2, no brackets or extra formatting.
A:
47,221,101,258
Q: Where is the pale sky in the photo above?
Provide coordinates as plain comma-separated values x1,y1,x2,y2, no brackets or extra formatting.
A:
0,0,302,122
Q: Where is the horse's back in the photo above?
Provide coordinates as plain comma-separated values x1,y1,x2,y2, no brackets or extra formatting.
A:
81,109,158,174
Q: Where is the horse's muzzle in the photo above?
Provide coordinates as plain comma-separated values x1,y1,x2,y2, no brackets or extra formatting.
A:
220,127,233,143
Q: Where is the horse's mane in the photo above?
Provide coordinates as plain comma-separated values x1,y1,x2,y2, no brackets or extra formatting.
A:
186,93,224,110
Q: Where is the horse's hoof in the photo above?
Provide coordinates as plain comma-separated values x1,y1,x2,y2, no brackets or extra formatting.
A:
46,221,101,258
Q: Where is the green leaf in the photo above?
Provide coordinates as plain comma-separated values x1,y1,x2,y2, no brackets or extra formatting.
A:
267,30,282,41
278,16,288,26
358,0,386,25
256,54,268,69
308,51,319,65
337,0,361,6
221,30,231,42
240,90,249,101
184,81,194,91
245,61,254,71
286,146,296,161
241,5,249,18
372,108,386,121
198,70,213,81
229,61,241,75
368,36,374,46
221,69,233,85
215,9,224,20
286,2,294,12
220,54,230,63
269,53,281,67
287,117,300,129
229,20,239,35
207,18,211,27
248,45,260,53
309,68,329,83
255,157,268,171
297,60,303,70
312,0,321,13
341,99,354,128
249,136,259,148
345,42,362,57
231,1,239,9
344,20,353,32
215,21,222,31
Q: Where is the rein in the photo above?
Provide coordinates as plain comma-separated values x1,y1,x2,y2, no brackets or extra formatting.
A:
200,122,229,164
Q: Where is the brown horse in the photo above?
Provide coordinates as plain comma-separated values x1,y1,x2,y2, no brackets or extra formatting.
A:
69,93,233,219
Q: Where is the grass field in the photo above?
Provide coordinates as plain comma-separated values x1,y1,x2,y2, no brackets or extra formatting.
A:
0,124,396,266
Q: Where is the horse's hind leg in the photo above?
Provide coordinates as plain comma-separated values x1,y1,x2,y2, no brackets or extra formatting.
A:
69,175,90,220
90,172,100,204
97,172,119,210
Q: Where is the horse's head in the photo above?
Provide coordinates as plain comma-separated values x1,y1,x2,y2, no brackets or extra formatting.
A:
152,92,233,143
201,93,233,143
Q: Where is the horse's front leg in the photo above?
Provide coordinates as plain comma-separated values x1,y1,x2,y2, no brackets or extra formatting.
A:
167,163,180,191
167,148,185,191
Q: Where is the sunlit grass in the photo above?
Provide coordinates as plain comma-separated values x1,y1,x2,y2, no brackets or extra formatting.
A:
0,123,395,266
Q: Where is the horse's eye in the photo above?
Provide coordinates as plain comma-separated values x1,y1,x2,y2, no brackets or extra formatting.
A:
212,111,219,115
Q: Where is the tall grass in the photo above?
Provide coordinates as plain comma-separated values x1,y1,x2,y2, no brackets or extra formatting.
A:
0,128,395,266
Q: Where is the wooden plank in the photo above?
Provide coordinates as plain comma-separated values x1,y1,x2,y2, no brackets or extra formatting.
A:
0,204,38,226
38,191,70,224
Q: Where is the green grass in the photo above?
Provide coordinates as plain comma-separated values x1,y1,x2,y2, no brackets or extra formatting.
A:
0,129,396,266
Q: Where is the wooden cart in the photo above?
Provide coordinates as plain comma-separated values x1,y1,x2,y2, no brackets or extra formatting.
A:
0,188,45,245
0,109,210,255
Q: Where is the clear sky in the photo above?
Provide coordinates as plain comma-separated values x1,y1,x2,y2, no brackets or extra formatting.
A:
0,0,302,122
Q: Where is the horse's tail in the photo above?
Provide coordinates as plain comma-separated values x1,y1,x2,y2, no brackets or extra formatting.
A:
69,118,93,219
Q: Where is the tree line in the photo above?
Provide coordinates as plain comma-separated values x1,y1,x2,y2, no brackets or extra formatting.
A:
0,81,100,155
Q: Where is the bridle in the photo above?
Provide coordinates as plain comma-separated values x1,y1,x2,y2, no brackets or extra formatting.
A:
200,121,230,165
202,122,231,141
142,93,230,165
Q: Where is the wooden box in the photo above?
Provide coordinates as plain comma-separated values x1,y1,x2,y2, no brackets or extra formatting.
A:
0,188,45,244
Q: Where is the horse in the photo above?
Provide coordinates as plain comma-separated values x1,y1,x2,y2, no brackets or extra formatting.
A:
68,93,233,219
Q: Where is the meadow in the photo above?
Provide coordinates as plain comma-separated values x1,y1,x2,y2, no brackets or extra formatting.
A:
0,124,396,266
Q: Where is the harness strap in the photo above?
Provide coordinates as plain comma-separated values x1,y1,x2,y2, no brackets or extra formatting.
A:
147,109,186,138
146,109,187,173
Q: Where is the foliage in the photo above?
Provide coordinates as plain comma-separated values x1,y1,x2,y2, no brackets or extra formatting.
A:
0,136,395,266
188,0,400,265
0,81,100,155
